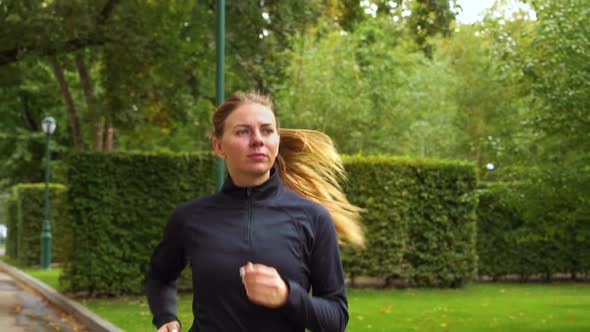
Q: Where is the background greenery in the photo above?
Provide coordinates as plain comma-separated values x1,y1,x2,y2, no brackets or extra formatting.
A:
2,1,587,256
57,152,475,295
342,155,477,287
1,0,588,292
476,182,590,281
62,152,215,295
83,283,590,332
7,183,69,265
8,264,589,331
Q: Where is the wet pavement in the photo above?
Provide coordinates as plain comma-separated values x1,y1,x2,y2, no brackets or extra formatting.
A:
0,271,88,331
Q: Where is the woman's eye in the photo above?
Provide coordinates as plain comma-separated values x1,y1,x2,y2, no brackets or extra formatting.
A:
236,129,249,136
262,128,274,135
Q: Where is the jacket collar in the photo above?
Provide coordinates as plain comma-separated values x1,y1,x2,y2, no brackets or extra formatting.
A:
221,165,283,200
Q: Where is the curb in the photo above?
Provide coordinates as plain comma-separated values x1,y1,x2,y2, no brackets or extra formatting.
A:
0,260,123,332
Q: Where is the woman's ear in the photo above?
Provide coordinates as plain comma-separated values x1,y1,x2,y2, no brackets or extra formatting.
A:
212,137,225,159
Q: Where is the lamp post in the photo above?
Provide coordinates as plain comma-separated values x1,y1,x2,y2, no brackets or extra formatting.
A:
41,116,56,269
215,0,226,191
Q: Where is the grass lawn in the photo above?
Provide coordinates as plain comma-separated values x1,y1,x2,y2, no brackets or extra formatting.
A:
8,264,590,331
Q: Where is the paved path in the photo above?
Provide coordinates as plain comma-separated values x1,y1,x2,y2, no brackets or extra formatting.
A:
0,271,88,331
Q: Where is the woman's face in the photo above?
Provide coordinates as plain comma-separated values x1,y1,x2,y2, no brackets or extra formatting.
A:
213,103,280,186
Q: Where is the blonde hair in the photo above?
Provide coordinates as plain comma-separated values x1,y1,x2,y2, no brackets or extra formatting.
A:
277,129,365,247
212,91,365,247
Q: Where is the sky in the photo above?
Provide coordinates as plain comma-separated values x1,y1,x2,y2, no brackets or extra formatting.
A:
455,0,496,23
358,1,535,24
455,0,536,24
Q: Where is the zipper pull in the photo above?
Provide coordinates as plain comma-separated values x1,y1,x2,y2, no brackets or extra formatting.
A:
246,188,251,198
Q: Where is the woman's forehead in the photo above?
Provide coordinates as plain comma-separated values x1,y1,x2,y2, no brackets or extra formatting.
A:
226,103,276,126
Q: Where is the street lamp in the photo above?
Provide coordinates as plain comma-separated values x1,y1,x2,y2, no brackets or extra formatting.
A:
215,0,226,191
41,116,56,269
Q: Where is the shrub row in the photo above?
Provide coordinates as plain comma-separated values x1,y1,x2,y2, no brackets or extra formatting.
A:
5,183,69,265
62,152,215,295
5,196,18,259
342,155,478,287
8,154,585,289
476,183,590,280
61,152,477,295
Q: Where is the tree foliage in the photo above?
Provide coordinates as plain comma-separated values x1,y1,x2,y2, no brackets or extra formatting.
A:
0,0,328,187
518,0,589,241
1,0,587,259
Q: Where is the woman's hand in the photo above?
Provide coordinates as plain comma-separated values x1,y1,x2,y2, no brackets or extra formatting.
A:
157,320,180,332
240,262,289,308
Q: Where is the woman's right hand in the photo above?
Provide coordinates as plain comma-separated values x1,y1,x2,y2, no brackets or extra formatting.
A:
157,320,180,332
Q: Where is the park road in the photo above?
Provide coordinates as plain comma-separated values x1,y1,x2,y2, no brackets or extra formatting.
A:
0,268,88,331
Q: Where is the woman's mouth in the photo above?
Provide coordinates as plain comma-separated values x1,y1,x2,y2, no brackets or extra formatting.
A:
248,153,267,161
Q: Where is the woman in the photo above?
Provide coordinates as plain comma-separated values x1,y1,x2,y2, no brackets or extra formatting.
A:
147,91,364,332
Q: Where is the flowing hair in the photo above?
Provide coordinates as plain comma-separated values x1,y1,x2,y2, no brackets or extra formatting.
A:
276,128,364,247
212,91,365,247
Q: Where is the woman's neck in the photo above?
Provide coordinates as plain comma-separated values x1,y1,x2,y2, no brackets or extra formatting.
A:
231,172,270,188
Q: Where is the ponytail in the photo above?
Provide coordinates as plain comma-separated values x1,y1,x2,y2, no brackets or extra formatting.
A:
277,128,365,247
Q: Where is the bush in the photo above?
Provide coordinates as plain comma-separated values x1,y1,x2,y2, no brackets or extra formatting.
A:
10,183,69,266
5,196,18,259
62,152,478,295
477,182,590,280
62,152,215,295
342,155,478,288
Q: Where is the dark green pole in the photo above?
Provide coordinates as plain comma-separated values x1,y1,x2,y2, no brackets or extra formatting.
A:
41,132,52,269
215,0,226,191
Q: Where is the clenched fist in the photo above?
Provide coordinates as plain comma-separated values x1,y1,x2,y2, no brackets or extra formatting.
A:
157,320,180,332
240,262,289,308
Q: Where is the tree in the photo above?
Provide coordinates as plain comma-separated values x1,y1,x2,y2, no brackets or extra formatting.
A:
0,58,69,188
519,0,590,239
0,0,338,187
407,0,457,57
276,16,430,154
478,0,590,275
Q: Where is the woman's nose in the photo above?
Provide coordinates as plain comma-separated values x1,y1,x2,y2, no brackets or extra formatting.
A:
250,130,264,146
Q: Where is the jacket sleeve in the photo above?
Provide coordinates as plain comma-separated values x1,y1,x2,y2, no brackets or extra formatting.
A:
146,209,187,329
279,207,348,332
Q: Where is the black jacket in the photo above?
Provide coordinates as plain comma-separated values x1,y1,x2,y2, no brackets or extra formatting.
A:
147,168,348,332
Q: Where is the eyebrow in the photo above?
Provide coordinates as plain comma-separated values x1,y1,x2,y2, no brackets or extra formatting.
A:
232,123,274,128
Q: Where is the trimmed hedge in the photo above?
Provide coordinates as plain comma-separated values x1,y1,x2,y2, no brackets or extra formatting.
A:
477,183,590,280
5,196,18,259
62,152,216,295
342,155,478,288
63,152,477,295
10,183,69,266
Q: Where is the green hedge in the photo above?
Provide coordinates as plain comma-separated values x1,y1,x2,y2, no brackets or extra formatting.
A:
342,156,478,288
62,152,477,295
477,183,590,280
5,196,18,259
62,152,215,295
10,183,69,266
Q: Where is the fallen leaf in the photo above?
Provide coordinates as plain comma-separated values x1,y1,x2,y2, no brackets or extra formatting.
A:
379,305,392,314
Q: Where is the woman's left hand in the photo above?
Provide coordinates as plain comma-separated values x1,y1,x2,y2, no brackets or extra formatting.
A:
240,262,289,308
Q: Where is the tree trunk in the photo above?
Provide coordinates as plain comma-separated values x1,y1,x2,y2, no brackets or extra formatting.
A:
74,51,104,151
94,122,104,150
48,55,84,150
104,122,114,151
